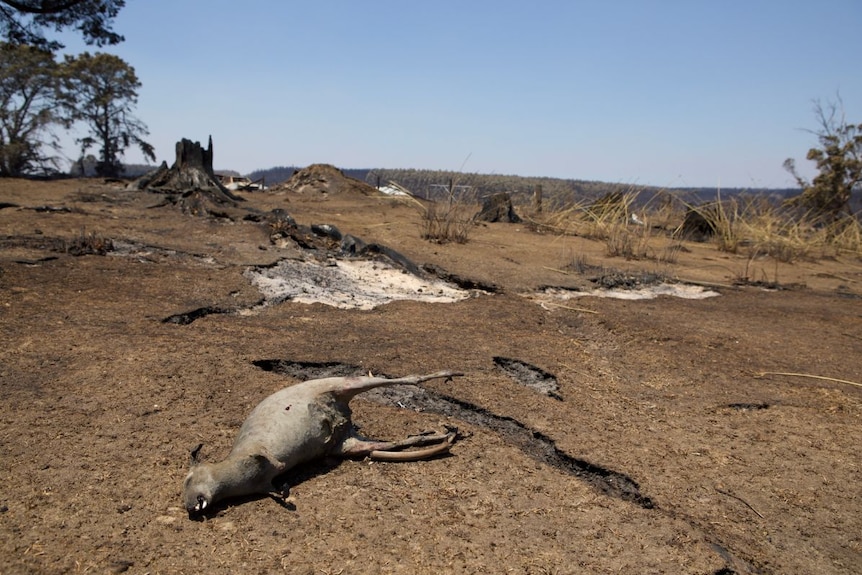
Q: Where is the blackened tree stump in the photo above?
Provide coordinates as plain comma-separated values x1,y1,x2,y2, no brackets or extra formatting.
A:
476,192,521,223
129,136,243,216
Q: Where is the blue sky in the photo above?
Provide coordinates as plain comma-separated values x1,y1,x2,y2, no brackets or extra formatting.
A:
57,1,861,188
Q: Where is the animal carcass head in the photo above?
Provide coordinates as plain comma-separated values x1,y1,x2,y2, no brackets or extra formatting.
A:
182,443,215,516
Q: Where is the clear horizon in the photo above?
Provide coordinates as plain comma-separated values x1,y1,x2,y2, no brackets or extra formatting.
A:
54,1,862,189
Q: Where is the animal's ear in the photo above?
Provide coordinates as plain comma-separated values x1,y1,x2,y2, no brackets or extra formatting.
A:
189,443,204,466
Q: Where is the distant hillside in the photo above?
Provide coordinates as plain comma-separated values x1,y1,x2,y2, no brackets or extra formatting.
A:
68,160,159,178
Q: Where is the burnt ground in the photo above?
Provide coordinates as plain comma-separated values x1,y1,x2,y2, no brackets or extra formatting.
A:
1,178,860,574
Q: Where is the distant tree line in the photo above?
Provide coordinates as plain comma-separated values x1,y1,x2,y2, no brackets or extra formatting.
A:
366,168,631,204
245,166,298,185
364,168,802,207
245,163,809,209
71,156,154,178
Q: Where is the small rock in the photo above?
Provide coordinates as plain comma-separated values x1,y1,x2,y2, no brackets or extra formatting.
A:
109,559,133,573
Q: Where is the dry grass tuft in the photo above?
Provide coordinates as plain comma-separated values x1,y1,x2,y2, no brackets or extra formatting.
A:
65,228,113,256
683,195,862,261
514,185,860,265
528,188,686,262
420,200,476,244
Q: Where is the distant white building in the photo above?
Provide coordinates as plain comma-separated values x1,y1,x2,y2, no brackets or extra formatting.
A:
216,174,266,191
377,183,411,196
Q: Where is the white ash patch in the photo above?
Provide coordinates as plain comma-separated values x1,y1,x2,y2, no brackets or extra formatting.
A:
534,283,720,302
245,258,471,310
109,240,217,265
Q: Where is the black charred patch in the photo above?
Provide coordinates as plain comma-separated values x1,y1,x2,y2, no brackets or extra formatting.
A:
493,356,562,400
590,270,666,289
162,306,229,325
421,263,501,293
32,205,75,213
726,402,770,411
252,360,362,380
407,391,653,509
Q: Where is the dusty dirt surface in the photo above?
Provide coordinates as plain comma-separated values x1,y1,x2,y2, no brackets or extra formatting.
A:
1,178,861,574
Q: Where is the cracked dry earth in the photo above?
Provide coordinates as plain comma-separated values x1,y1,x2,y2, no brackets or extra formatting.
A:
1,178,861,574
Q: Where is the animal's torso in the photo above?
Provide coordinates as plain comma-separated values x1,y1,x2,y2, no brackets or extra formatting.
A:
230,386,352,470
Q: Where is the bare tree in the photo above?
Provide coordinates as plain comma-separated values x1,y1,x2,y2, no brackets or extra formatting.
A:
784,96,862,222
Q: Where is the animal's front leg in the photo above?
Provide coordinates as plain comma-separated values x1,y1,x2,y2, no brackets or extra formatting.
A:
268,476,293,505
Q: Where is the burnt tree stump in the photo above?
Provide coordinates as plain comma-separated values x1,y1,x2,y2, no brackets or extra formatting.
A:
476,192,521,223
677,204,719,242
129,136,243,216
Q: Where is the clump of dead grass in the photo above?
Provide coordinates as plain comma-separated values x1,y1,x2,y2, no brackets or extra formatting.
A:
529,189,685,261
420,200,476,244
681,195,862,261
65,228,113,256
527,187,861,267
559,250,672,288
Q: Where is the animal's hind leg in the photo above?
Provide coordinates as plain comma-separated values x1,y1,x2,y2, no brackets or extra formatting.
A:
334,429,456,461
